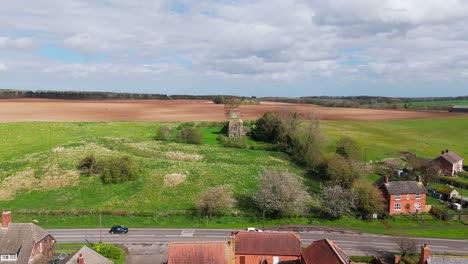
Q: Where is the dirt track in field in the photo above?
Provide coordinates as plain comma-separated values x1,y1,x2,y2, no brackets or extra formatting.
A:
0,98,465,122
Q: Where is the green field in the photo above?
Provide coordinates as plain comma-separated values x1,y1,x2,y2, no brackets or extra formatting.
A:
360,99,468,108
1,117,468,239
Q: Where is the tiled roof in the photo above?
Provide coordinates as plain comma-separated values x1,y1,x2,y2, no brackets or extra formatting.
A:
62,246,113,264
435,151,463,164
234,231,301,256
382,181,427,195
0,223,51,264
302,239,352,264
167,242,231,264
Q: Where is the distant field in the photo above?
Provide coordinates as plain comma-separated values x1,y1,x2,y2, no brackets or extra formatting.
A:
405,100,468,106
360,99,468,108
322,117,468,161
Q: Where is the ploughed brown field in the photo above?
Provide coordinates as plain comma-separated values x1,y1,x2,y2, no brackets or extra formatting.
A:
0,98,465,122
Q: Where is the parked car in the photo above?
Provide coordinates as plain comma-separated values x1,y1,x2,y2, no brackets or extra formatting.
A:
246,227,263,232
109,225,128,234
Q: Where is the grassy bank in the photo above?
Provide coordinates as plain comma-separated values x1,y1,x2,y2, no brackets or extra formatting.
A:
12,213,468,239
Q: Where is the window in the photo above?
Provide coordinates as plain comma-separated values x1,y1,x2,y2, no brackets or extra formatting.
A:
0,254,17,261
273,256,279,264
406,194,410,200
415,203,421,210
395,194,401,200
416,194,421,199
394,203,401,211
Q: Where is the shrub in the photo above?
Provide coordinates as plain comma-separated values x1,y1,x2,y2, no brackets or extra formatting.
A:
350,256,373,263
98,156,139,184
212,96,225,104
429,205,448,220
216,134,227,143
155,125,172,141
78,155,98,176
179,127,204,144
249,112,282,143
92,243,125,263
222,138,248,149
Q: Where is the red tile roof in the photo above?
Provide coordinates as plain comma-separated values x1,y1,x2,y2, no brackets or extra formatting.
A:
167,242,231,264
302,239,352,264
234,231,301,256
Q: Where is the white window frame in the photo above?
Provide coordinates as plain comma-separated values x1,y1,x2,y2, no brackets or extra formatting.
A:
416,194,421,199
395,194,401,200
406,194,410,200
394,203,401,211
0,254,18,261
415,203,421,210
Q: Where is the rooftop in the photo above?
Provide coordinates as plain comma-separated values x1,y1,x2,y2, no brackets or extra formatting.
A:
234,231,301,256
382,181,427,195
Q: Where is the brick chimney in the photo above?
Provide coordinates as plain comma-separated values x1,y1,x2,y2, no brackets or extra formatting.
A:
78,253,84,264
417,175,422,183
2,211,12,229
419,244,430,264
385,176,389,184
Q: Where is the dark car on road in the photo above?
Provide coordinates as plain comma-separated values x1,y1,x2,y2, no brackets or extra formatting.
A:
109,225,128,234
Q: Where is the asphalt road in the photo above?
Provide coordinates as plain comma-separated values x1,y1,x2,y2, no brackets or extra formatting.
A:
49,228,468,256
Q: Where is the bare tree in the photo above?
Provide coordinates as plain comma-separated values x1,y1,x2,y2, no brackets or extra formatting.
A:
395,237,419,256
197,185,235,218
254,169,311,221
319,185,356,218
420,161,440,187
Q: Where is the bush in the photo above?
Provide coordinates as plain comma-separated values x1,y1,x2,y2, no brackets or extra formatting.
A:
249,112,283,143
212,96,225,104
98,156,139,184
216,134,227,143
350,256,373,263
92,243,125,263
222,138,248,149
438,176,468,189
155,125,172,141
78,155,98,176
429,205,449,220
178,127,204,144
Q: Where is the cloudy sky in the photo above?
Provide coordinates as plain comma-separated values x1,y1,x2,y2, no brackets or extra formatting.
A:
1,0,468,97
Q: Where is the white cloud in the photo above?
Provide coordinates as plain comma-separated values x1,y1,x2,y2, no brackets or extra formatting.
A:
0,0,468,95
0,36,35,49
0,63,7,72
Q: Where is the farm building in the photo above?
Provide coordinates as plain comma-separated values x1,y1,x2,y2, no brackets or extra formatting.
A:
432,150,464,176
450,105,468,113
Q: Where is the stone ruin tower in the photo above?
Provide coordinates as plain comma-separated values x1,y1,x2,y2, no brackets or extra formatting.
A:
228,109,243,139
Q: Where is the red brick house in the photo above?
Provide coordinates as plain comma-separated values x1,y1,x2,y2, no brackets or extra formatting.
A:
167,241,233,264
233,231,302,264
432,150,464,176
302,239,353,264
380,176,427,214
0,211,55,264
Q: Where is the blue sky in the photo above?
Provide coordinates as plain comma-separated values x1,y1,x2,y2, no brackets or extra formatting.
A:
1,0,468,97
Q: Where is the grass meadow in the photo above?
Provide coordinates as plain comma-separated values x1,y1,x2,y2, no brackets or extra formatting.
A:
1,117,468,239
